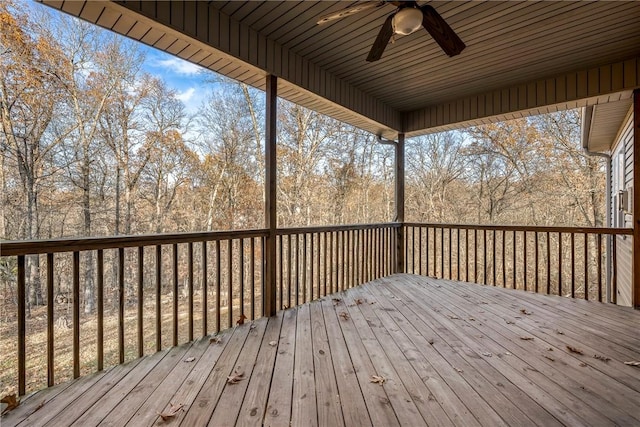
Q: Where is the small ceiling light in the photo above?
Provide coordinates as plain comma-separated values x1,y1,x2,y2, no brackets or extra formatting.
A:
392,7,423,36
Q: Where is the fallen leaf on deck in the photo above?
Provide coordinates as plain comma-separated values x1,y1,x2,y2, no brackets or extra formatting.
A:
370,375,386,385
547,347,553,351
355,298,365,305
480,301,488,304
332,298,342,306
158,402,184,421
544,355,555,361
369,301,376,305
505,320,515,325
566,345,584,355
339,312,350,321
428,339,435,345
249,322,256,330
482,352,492,357
1,394,19,415
236,314,247,325
268,341,277,346
468,317,476,321
227,368,245,384
593,354,610,362
555,330,564,335
520,309,532,315
579,362,587,367
448,315,460,320
183,357,196,363
454,368,463,373
624,361,640,367
520,336,534,341
35,400,45,411
210,336,222,344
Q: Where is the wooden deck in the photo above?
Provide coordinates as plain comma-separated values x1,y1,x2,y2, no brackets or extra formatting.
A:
4,274,640,426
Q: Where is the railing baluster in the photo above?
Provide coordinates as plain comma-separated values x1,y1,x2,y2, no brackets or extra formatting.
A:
47,253,54,386
456,228,460,281
512,230,516,289
418,227,423,275
558,233,563,296
138,246,145,357
449,228,453,280
597,234,602,302
310,233,315,300
116,248,124,365
524,232,528,291
584,233,589,301
440,228,445,279
323,232,328,296
473,229,477,282
288,234,293,307
188,243,193,342
465,229,469,282
172,244,178,346
483,229,487,285
502,230,506,287
570,233,575,298
250,238,255,319
612,235,617,304
318,232,322,294
303,233,308,302
240,239,245,319
155,245,161,351
534,233,539,293
492,230,497,286
546,231,551,294
202,241,208,332
17,255,26,395
227,239,233,328
296,234,300,305
278,234,283,310
216,240,221,333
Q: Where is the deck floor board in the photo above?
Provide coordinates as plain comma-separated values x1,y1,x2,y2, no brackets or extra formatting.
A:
4,274,640,427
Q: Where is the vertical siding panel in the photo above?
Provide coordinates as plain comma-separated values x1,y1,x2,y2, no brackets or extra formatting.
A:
470,96,477,119
600,65,612,94
141,1,155,17
612,62,624,91
431,106,438,127
477,94,485,118
157,1,170,23
183,1,195,36
566,73,577,101
545,78,555,105
196,2,208,41
536,81,545,107
464,98,471,121
219,12,229,52
527,83,536,109
500,89,509,114
624,59,636,88
518,85,527,110
229,19,240,57
456,99,464,123
443,102,450,124
576,70,588,99
555,75,566,103
509,87,518,113
249,29,258,65
170,1,184,31
209,7,220,46
588,68,599,97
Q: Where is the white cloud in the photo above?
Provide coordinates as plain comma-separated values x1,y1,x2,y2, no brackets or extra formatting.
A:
176,87,196,103
154,57,202,76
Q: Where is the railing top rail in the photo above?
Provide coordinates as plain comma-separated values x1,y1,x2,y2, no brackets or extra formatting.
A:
276,222,401,235
0,228,269,257
404,222,634,235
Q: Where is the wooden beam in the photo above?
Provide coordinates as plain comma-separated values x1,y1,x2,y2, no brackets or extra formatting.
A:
264,75,278,316
395,133,405,274
633,89,640,309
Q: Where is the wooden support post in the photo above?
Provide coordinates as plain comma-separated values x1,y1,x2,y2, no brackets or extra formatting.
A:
264,75,278,316
633,89,640,308
396,133,405,273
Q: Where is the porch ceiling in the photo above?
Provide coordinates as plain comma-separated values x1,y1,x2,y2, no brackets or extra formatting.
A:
43,1,640,139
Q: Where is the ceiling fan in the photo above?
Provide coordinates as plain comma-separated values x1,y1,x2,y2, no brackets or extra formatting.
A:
317,1,465,62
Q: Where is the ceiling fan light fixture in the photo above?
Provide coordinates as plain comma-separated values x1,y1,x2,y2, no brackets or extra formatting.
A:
392,7,423,35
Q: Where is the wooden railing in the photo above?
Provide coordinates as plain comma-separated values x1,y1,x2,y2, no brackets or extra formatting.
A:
404,223,633,302
0,223,398,396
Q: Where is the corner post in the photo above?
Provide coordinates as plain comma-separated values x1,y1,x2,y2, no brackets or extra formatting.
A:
396,133,405,274
264,75,277,316
633,89,640,308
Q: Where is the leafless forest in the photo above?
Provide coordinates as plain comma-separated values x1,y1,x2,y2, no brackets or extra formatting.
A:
0,1,605,396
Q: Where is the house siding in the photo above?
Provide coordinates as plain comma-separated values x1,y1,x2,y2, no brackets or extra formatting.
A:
610,107,634,306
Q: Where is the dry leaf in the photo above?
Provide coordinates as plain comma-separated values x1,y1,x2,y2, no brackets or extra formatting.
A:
566,345,584,355
547,347,553,351
158,402,184,421
593,354,610,362
227,368,245,384
210,336,222,344
428,338,435,345
520,336,534,341
624,361,640,367
332,298,342,306
355,298,365,305
482,352,492,357
236,314,248,325
505,320,515,325
544,355,555,361
520,309,532,315
249,322,256,330
555,330,564,335
268,341,277,346
370,375,386,384
339,312,350,321
1,394,19,415
468,317,476,321
448,315,460,320
454,368,463,373
579,362,588,367
183,357,196,363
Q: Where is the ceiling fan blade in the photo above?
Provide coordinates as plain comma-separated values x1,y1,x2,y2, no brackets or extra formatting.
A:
366,14,395,62
420,4,465,57
317,1,386,25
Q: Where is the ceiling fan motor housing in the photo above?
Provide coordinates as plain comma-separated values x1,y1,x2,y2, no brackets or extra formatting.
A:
392,7,423,35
